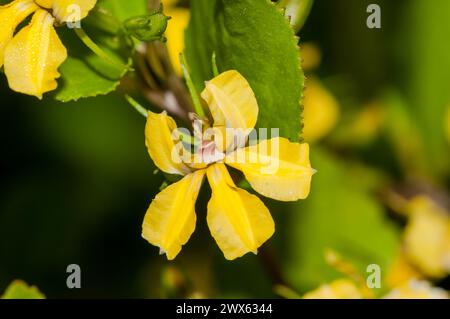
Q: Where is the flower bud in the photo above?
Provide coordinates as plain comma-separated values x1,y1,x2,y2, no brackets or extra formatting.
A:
123,9,170,42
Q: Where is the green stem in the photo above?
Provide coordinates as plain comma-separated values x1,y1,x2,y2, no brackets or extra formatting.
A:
212,52,219,77
177,129,202,147
74,27,129,71
180,53,205,118
125,95,148,118
274,285,302,299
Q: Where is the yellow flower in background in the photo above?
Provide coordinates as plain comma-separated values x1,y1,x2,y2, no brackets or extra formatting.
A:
338,102,384,146
299,42,339,143
302,77,340,143
162,0,189,74
142,70,315,260
403,196,450,278
303,279,363,299
0,0,96,98
302,277,448,299
301,42,321,72
386,253,422,288
383,280,448,299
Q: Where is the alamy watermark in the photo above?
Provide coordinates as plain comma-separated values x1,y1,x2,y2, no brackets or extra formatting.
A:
66,264,81,289
367,4,381,29
366,264,381,289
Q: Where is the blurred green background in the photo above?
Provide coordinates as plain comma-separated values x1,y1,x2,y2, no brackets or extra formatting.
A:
1,0,449,298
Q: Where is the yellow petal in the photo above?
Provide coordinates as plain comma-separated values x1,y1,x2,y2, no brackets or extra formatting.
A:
386,253,422,288
201,70,259,132
165,7,189,75
383,280,449,299
206,163,274,260
226,138,315,201
34,0,97,22
335,101,384,146
0,0,38,67
301,42,322,71
161,0,178,7
303,279,363,299
145,111,192,175
403,196,450,278
142,170,205,260
33,0,52,7
4,9,67,98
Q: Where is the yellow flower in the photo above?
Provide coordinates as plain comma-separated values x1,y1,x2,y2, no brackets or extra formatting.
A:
142,70,315,260
303,279,363,299
303,278,449,299
403,196,450,278
336,102,384,146
162,0,189,75
300,42,339,143
0,0,97,98
383,280,448,299
386,253,422,288
301,42,321,72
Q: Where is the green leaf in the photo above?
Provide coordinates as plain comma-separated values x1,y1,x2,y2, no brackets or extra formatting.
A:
54,26,131,102
53,0,150,102
185,0,304,141
1,280,45,299
283,147,400,293
99,0,148,22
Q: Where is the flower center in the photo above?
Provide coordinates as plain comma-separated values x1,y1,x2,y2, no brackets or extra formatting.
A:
197,139,225,165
